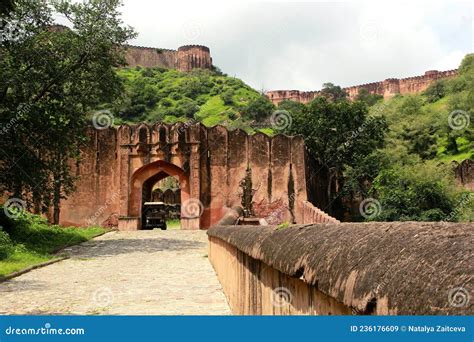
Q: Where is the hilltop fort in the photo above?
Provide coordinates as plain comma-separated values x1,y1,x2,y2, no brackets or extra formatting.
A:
265,69,458,104
124,44,212,72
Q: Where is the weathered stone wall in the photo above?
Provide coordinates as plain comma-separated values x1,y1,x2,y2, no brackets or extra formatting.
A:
60,124,316,229
124,45,177,69
454,159,474,190
177,45,212,72
266,69,458,104
208,223,474,315
124,44,212,71
208,235,352,315
301,201,339,224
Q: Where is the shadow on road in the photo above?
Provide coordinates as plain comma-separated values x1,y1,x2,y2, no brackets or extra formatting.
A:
65,236,206,259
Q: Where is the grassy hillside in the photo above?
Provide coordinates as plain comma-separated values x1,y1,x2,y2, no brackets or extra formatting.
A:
368,55,473,163
106,67,275,133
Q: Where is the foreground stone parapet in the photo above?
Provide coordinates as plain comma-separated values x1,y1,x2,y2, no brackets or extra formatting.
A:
208,222,473,315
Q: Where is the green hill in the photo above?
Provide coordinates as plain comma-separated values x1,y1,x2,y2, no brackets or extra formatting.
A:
105,66,275,133
368,54,473,163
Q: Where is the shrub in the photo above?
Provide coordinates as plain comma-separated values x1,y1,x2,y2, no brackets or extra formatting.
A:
0,229,13,260
423,80,446,103
370,162,458,221
220,89,235,105
241,96,275,122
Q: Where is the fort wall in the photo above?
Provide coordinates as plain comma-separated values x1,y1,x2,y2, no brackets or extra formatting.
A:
59,123,331,229
124,44,212,72
266,69,458,104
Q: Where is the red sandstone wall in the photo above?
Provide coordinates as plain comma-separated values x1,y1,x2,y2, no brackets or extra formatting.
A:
301,200,339,224
266,69,458,104
124,45,177,69
59,123,310,229
177,45,212,72
124,44,212,71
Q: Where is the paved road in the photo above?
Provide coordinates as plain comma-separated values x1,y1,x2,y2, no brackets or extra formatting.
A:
0,230,230,315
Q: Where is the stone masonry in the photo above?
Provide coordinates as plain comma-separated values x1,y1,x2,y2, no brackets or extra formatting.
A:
59,124,323,230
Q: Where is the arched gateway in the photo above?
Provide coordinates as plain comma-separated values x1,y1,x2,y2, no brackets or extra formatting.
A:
59,123,337,230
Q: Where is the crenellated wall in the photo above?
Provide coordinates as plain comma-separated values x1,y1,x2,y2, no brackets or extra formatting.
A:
124,44,212,72
59,123,324,230
266,69,458,104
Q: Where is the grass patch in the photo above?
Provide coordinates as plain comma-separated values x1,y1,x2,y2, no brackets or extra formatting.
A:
166,219,181,230
0,210,106,277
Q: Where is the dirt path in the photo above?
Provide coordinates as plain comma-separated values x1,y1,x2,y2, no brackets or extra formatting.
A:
0,230,230,315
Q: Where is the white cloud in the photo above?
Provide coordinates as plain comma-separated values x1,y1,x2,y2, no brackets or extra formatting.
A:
64,0,474,90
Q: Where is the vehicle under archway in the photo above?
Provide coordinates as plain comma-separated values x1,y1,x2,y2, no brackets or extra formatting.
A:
142,175,181,230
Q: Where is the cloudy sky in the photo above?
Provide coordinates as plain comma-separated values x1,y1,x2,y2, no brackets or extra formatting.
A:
89,1,474,91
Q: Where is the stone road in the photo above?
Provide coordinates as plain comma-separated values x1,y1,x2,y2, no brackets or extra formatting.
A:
0,230,230,315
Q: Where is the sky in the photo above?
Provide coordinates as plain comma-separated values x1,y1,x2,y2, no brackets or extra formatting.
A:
64,0,474,91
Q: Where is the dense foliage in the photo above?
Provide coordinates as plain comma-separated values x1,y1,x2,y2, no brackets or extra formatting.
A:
278,54,473,221
0,0,135,222
109,67,275,132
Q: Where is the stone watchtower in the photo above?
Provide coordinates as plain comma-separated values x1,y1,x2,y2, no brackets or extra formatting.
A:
124,44,213,72
177,45,212,72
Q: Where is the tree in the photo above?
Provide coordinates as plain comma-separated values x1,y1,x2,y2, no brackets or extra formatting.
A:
423,80,446,103
0,0,135,223
241,96,274,122
320,82,348,102
355,88,383,106
286,97,387,216
370,162,458,221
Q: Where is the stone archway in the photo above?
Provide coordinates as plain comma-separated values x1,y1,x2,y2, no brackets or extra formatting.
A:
121,160,199,230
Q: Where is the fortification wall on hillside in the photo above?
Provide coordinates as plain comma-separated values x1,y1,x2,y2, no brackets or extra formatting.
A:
124,44,212,72
266,69,458,104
